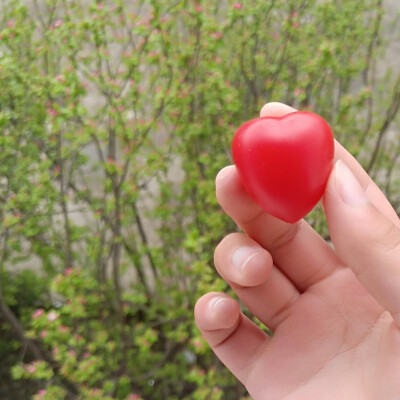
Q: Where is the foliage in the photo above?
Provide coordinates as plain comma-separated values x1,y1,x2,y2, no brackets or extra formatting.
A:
0,0,399,399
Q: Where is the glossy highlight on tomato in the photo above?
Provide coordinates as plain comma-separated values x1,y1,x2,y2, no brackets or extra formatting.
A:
232,111,335,223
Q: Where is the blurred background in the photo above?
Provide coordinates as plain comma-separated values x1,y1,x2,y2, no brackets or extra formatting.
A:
0,0,399,399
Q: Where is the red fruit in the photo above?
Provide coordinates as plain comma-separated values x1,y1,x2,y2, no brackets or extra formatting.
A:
232,111,334,223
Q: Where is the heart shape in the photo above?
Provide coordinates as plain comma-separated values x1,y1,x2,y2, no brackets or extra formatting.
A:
232,111,335,223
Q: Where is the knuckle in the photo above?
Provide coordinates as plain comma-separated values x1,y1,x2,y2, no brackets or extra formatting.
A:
375,220,400,254
268,218,304,252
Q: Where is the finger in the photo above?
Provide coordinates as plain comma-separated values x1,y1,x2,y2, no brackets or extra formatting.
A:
214,233,299,330
333,141,400,227
216,166,343,291
194,292,269,384
324,160,400,326
260,102,297,117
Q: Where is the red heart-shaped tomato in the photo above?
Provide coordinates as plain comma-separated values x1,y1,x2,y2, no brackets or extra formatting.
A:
232,111,334,223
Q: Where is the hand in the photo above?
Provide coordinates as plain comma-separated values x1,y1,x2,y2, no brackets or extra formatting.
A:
194,102,400,399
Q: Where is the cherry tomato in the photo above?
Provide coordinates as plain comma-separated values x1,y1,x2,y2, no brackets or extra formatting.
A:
232,111,334,223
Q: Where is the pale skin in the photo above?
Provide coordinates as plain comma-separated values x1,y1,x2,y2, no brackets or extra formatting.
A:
194,102,400,399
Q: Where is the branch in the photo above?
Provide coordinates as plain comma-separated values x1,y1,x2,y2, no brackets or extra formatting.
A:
57,130,74,269
360,0,382,144
133,201,158,278
366,73,400,174
67,180,152,296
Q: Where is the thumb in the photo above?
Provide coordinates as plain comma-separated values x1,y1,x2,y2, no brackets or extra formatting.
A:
324,160,400,327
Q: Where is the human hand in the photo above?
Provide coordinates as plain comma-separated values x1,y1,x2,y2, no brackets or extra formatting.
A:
194,102,400,399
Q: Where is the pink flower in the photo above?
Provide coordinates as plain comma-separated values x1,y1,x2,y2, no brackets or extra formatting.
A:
56,75,63,82
294,88,302,97
47,311,58,322
36,389,47,398
47,108,58,117
32,308,44,319
233,3,242,9
194,4,203,12
40,330,48,338
54,19,62,28
7,20,14,28
68,350,76,358
65,267,73,276
211,31,222,40
27,364,37,374
135,17,149,27
59,325,69,333
127,395,142,400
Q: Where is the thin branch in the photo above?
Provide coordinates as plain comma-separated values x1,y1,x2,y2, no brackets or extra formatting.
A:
57,130,74,269
366,73,400,174
133,201,158,278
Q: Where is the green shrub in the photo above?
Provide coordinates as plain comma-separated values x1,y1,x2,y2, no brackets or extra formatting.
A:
0,0,399,399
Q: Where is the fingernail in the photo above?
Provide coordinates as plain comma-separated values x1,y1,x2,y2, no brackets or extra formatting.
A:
334,160,369,206
216,166,233,183
208,296,228,312
232,246,260,271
